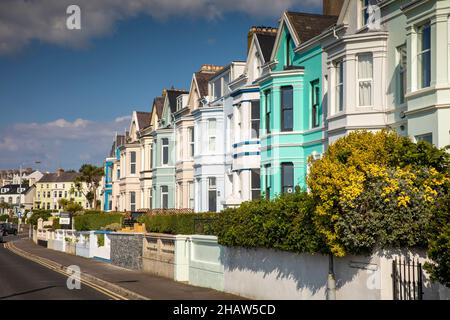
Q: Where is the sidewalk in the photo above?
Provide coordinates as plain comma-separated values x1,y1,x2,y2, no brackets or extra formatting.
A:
11,239,243,300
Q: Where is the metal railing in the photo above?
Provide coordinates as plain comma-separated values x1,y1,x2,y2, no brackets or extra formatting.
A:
392,257,424,300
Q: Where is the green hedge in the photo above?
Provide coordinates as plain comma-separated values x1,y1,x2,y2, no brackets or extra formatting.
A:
212,189,326,254
74,213,124,231
138,212,217,235
0,214,8,221
28,210,54,226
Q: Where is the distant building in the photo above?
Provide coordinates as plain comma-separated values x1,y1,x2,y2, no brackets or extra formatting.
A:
0,168,33,187
0,184,35,213
34,169,89,210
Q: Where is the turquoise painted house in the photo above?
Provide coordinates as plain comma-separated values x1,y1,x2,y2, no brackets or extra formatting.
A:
258,11,338,199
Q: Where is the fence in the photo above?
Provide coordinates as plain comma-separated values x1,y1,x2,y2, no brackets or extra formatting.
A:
392,257,424,300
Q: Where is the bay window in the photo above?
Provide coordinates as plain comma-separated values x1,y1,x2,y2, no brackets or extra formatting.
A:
208,119,216,153
281,162,294,194
311,80,320,128
335,61,344,112
251,101,260,139
162,138,169,165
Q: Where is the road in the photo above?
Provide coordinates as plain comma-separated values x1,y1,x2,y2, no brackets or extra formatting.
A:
0,236,110,300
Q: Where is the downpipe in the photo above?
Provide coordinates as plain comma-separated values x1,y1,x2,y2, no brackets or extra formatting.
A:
327,254,336,300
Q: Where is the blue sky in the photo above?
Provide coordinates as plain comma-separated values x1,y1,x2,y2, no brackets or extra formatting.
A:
0,0,321,172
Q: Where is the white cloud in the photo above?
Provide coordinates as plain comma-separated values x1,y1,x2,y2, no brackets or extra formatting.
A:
0,117,130,171
0,0,321,54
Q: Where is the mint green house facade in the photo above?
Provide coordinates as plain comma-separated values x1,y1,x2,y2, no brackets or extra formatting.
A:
151,89,188,209
259,12,338,199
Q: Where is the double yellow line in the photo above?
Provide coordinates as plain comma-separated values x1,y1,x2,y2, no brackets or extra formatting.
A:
4,242,129,300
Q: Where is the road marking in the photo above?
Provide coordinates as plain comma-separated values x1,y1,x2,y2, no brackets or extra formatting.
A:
4,242,129,300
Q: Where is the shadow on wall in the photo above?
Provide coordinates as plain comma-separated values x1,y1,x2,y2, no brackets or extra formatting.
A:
220,247,364,299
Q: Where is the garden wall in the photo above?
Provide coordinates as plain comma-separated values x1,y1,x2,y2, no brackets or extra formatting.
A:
109,232,144,270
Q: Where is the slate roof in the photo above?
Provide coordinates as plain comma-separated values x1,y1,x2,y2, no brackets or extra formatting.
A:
285,12,338,44
109,134,125,157
136,111,151,130
166,89,188,113
255,33,277,62
152,96,165,118
195,72,215,97
0,184,31,195
38,172,79,183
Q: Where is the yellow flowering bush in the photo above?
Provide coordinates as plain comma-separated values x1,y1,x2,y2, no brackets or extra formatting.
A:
308,130,450,257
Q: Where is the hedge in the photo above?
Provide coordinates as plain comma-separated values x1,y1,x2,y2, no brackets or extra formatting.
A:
0,214,8,222
138,212,217,235
212,189,326,254
74,213,124,231
28,210,54,226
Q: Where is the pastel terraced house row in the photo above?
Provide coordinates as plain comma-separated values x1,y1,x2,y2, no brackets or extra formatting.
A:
101,0,450,212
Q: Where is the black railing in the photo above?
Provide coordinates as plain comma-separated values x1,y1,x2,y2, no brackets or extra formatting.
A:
392,257,424,300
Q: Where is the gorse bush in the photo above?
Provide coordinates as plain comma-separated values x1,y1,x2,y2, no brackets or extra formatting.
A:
307,130,450,257
74,213,124,231
213,188,326,254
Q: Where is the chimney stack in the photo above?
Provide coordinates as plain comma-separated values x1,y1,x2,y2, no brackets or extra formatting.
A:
323,0,345,16
56,168,64,177
247,26,277,54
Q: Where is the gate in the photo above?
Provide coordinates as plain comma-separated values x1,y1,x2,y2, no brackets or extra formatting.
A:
392,257,424,300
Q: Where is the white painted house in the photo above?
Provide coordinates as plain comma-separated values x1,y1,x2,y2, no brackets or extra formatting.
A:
193,62,245,212
323,0,450,148
225,28,277,207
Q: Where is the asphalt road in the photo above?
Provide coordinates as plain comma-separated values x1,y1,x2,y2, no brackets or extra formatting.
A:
0,236,110,300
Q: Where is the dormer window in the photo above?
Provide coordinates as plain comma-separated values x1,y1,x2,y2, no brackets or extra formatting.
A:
176,96,183,111
0,188,9,193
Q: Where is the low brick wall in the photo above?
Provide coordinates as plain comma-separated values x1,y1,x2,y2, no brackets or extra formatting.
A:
109,233,144,270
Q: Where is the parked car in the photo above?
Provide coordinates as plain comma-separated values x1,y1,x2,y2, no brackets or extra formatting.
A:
0,222,18,236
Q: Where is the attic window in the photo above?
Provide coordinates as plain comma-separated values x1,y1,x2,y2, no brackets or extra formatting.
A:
1,188,9,193
176,96,183,111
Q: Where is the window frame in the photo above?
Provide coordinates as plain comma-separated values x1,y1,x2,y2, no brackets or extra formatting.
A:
311,80,320,128
161,186,169,209
265,90,271,134
161,138,169,166
335,60,344,112
417,22,431,89
208,119,216,153
130,151,137,175
357,52,374,107
251,100,260,139
281,162,294,194
280,86,294,132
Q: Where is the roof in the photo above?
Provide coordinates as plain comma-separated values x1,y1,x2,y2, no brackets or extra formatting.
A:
285,12,338,44
109,134,125,157
152,96,165,118
0,184,31,195
166,89,188,113
38,172,80,183
256,33,277,62
136,112,151,130
195,72,215,97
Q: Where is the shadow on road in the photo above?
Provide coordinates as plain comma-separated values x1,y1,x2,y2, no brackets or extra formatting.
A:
0,285,58,300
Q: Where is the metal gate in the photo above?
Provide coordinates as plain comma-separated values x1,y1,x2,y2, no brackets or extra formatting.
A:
392,257,424,300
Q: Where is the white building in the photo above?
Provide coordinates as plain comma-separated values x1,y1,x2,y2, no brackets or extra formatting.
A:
193,62,245,212
225,27,277,207
323,0,450,148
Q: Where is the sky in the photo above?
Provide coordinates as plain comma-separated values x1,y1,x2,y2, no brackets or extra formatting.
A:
0,0,322,172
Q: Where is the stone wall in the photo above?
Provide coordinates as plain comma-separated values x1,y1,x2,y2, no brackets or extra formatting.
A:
109,232,144,270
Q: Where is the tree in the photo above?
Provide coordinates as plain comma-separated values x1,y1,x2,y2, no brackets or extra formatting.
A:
58,199,83,215
72,164,104,210
307,130,450,257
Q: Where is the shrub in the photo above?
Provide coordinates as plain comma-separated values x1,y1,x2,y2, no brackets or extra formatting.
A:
138,212,217,235
97,234,105,247
28,210,53,226
0,214,8,222
213,188,325,254
102,223,122,231
74,213,124,231
307,130,450,256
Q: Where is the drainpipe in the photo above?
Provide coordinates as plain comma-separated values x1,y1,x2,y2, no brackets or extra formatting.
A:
327,253,336,300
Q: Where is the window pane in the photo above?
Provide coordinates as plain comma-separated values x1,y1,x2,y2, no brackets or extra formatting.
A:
281,163,294,193
251,169,260,189
161,186,168,193
358,53,373,79
281,86,293,131
208,119,216,134
130,151,136,163
251,101,260,138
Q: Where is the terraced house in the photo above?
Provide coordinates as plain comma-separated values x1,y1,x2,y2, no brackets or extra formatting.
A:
259,7,341,199
118,111,151,212
151,89,188,209
225,27,277,207
174,65,221,210
193,62,245,212
323,0,450,149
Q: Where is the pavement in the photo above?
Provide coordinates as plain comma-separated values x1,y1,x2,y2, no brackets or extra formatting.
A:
0,240,110,300
5,237,242,300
